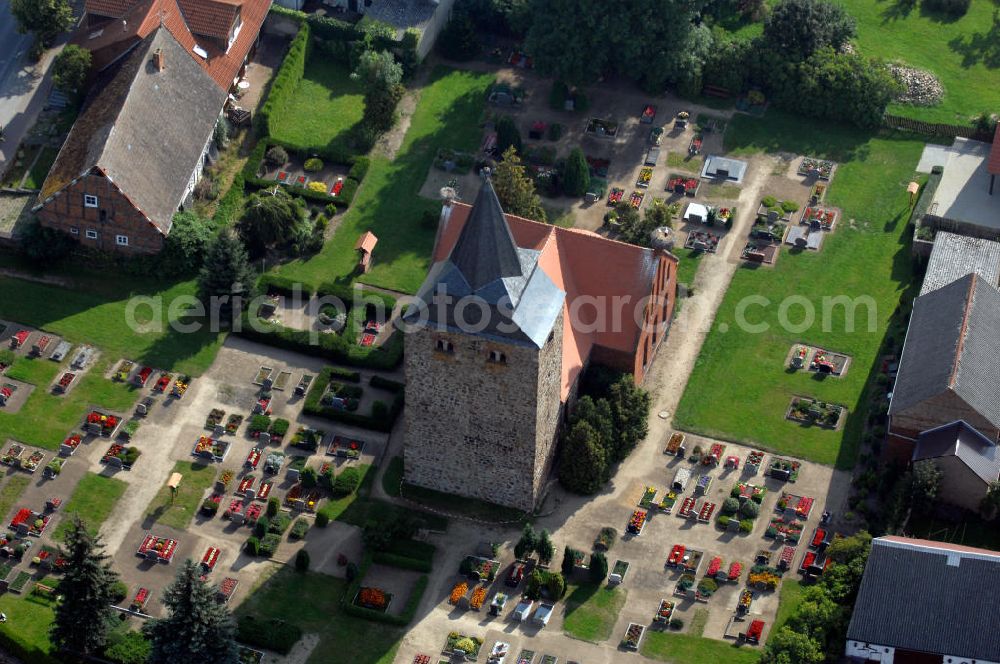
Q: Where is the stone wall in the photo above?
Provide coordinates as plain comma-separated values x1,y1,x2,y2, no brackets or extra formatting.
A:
403,316,565,511
37,171,165,254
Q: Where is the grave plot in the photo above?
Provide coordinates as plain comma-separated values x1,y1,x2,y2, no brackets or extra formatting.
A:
665,544,703,574
685,229,721,253
0,378,33,413
807,347,850,376
59,433,83,456
742,241,779,265
84,410,122,437
136,534,178,564
192,435,231,462
786,396,846,429
801,205,840,232
776,492,815,519
326,435,364,459
667,174,700,197
10,507,50,537
797,156,836,181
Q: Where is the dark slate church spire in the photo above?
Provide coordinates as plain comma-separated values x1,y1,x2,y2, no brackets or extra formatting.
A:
449,176,523,291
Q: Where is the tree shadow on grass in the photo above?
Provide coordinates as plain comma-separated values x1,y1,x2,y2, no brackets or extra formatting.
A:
877,0,918,23
948,11,1000,68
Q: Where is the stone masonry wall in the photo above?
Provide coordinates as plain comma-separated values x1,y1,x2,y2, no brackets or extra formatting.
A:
531,313,564,500
403,318,564,511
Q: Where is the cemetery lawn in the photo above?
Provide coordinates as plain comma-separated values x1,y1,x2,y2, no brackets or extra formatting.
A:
53,473,128,541
675,113,923,468
270,58,365,155
833,0,1000,123
0,592,58,663
143,461,217,531
774,579,806,631
641,631,760,664
0,475,30,524
272,67,495,294
675,248,704,288
0,270,225,375
236,568,402,664
0,356,137,450
563,585,627,643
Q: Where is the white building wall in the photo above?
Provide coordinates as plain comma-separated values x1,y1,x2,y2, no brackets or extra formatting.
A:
846,640,999,664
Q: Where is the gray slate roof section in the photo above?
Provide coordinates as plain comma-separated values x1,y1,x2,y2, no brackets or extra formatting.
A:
405,179,565,348
920,231,1000,295
889,273,1000,429
847,538,1000,660
450,180,525,293
913,420,1000,483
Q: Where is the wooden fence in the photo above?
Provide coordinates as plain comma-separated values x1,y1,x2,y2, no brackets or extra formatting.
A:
882,114,994,142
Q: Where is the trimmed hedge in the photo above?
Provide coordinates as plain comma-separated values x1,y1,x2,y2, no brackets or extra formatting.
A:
258,22,311,139
235,311,403,370
268,5,413,65
370,375,404,392
340,553,429,625
305,367,404,431
236,616,303,655
258,273,312,298
372,551,432,573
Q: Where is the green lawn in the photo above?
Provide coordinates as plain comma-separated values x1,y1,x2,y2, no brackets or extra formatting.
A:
562,584,627,643
270,58,365,155
0,475,30,524
0,592,59,663
675,112,922,468
273,67,496,293
235,568,402,664
641,630,761,664
834,0,1000,123
774,579,806,631
0,270,225,376
53,473,128,542
0,355,139,450
668,152,703,174
143,461,216,531
675,248,705,288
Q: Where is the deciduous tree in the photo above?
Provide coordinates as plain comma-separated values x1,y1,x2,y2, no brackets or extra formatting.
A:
51,517,119,655
492,146,546,221
762,0,856,59
237,187,307,255
51,45,91,101
353,50,404,132
11,0,74,46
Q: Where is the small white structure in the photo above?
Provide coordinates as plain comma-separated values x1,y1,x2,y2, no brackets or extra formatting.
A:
533,603,554,627
672,467,692,491
512,599,533,621
702,155,748,184
683,203,710,224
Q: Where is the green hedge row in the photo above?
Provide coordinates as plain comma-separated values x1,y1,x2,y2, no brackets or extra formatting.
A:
372,551,432,573
340,553,429,625
236,616,304,655
269,5,406,58
370,375,404,392
258,273,310,298
236,311,403,370
304,366,404,431
258,22,310,139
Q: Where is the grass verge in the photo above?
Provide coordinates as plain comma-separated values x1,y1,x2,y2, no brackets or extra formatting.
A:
562,584,627,643
53,473,128,541
641,631,760,664
143,461,216,531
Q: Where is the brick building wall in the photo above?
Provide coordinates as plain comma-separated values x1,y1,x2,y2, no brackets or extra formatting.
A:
888,391,1000,463
932,456,990,512
403,313,565,511
36,171,165,254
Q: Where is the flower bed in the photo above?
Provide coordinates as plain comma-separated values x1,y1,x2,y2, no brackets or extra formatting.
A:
201,493,222,516
201,546,221,572
678,496,696,518
21,450,44,473
696,474,713,495
786,396,845,429
114,360,134,382
292,426,325,452
263,451,285,474
257,481,272,501
237,475,256,496
664,431,685,455
707,556,723,577
659,491,678,513
748,565,781,591
776,494,814,519
629,190,644,209
667,175,700,197
745,450,765,473
226,414,244,434
356,586,391,612
59,433,83,456
171,375,191,398
627,509,647,535
135,366,153,386
737,589,753,613
667,544,686,567
245,502,262,522
193,436,230,462
137,534,178,563
285,484,305,509
594,526,617,551
697,502,716,522
245,447,262,469
765,518,803,544
621,623,645,650
703,443,725,465
327,435,364,459
638,486,658,509
470,586,487,611
607,187,625,206
154,373,172,392
85,411,120,437
674,573,695,596
218,577,239,603
449,581,468,605
205,408,225,430
810,527,829,549
801,206,838,231
54,371,75,393
101,444,140,469
779,546,796,570
43,458,63,478
445,633,483,659
653,599,675,623
797,157,835,180
1,443,23,465
460,556,498,582
637,167,653,188
130,587,150,612
11,508,49,536
728,562,743,581
768,457,801,482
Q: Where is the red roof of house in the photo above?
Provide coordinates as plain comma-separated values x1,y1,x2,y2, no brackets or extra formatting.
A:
79,0,270,90
989,123,1000,175
438,203,675,398
355,231,378,254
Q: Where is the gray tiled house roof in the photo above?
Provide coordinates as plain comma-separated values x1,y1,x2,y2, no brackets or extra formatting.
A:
406,179,565,348
889,273,1000,429
40,27,226,234
913,420,1000,483
920,231,1000,296
847,537,1000,660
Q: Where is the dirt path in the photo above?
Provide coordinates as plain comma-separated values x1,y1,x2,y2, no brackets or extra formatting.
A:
373,68,431,161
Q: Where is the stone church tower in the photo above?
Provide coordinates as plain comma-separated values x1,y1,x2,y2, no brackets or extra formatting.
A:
402,179,566,511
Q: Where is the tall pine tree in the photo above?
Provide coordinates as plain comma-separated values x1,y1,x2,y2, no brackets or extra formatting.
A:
144,560,238,664
197,229,256,324
51,517,119,655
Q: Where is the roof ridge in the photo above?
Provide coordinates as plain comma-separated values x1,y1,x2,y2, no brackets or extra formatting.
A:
948,272,976,390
